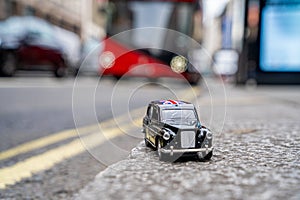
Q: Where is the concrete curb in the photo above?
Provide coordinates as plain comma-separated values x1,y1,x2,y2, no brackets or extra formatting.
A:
73,141,156,200
73,141,223,200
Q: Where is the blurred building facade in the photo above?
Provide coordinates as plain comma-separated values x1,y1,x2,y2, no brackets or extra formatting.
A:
0,0,106,39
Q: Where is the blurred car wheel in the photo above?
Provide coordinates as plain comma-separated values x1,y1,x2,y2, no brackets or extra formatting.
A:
54,64,68,78
187,74,200,85
0,52,17,77
113,75,122,80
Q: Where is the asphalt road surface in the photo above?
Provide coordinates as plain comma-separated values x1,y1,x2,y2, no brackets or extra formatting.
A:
0,74,197,199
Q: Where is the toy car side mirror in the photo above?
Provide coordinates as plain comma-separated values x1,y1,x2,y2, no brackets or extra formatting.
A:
144,117,150,125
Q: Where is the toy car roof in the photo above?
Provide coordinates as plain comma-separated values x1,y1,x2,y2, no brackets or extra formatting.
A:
151,100,195,109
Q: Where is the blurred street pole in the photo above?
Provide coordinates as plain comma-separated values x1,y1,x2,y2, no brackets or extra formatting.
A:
81,0,91,41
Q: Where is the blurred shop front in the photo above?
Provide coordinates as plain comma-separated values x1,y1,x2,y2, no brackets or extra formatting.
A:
0,0,105,40
0,0,81,36
237,0,300,84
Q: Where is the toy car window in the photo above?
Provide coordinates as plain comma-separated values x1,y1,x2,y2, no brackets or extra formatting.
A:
146,106,153,118
152,106,159,121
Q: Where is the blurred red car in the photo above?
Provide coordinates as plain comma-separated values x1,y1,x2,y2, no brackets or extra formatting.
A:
0,16,68,77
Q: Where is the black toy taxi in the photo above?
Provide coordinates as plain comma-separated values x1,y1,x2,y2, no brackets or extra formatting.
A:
142,100,213,161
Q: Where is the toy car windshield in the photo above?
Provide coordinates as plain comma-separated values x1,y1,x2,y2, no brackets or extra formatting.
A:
161,109,197,126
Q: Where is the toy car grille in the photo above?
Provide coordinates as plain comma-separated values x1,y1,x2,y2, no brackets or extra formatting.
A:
180,131,195,148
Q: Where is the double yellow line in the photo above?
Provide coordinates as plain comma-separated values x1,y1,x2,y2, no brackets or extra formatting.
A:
0,86,200,189
0,112,142,189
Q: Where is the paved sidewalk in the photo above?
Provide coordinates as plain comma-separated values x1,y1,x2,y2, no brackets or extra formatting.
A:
74,83,300,200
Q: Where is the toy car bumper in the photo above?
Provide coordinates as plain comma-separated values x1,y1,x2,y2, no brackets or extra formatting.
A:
160,146,213,156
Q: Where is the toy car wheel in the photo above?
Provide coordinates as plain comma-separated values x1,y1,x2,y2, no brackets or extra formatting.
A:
157,139,161,156
198,151,213,161
204,151,213,160
144,139,152,148
1,52,17,77
157,139,169,161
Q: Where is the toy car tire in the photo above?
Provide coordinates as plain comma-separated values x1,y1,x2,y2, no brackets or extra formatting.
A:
198,151,213,161
158,152,170,162
157,139,171,161
144,139,152,148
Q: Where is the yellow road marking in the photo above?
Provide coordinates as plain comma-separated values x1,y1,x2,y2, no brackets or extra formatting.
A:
0,129,77,162
0,113,133,162
0,119,141,189
0,86,200,189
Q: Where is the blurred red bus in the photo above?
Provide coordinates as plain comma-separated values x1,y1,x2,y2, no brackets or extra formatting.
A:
99,0,202,85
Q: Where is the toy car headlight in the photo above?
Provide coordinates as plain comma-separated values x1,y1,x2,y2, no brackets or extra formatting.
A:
163,131,171,140
199,129,206,137
206,131,212,139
